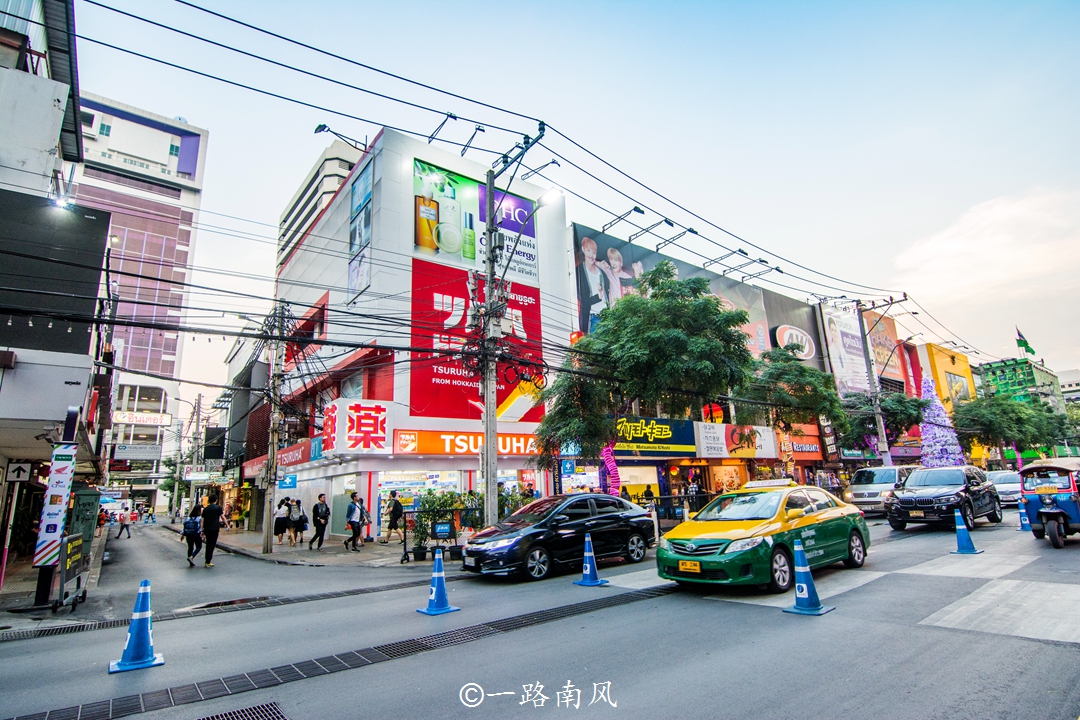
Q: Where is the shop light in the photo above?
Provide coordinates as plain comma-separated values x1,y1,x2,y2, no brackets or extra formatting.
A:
628,218,674,243
602,205,644,233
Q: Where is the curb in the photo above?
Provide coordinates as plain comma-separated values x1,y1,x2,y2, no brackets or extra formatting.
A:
86,531,109,589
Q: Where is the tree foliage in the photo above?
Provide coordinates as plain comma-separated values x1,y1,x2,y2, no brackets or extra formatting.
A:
839,391,928,450
952,395,1069,454
534,261,755,469
736,345,849,434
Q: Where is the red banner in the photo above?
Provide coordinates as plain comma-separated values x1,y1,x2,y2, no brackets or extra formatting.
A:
409,258,544,421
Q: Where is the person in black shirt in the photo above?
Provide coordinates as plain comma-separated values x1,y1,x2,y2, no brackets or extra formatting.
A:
309,493,331,550
200,495,224,567
379,490,405,544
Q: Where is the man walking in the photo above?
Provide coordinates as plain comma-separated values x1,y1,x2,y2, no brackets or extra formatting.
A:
379,490,405,545
309,493,331,550
201,494,224,568
344,492,363,551
115,505,132,538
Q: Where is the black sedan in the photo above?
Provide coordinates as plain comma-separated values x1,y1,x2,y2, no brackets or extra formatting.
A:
886,466,1003,531
462,493,655,580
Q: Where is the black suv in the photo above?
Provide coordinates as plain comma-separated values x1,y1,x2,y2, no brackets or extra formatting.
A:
886,466,1002,531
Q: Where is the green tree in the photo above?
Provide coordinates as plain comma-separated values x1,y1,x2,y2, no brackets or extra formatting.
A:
736,345,850,434
952,395,1036,464
534,261,754,469
839,392,928,451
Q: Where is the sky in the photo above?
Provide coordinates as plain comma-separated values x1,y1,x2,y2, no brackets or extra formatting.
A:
70,0,1080,400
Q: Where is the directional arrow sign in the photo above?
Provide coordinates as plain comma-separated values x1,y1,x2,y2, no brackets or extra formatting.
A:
7,462,31,482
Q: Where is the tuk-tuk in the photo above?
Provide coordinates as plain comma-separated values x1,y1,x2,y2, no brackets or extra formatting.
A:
1019,458,1080,548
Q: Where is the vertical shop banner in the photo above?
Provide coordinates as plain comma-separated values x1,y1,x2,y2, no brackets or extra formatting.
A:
695,423,779,459
571,224,771,355
862,310,906,383
32,443,78,567
820,304,871,395
409,258,544,421
412,159,538,284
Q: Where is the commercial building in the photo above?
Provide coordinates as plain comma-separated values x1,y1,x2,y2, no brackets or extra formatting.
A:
1060,369,1080,405
979,357,1066,413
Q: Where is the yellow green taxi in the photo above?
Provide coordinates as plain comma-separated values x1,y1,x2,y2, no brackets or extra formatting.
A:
656,480,871,592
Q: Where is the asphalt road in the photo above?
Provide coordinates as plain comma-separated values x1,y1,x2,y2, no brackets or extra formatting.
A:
3,510,1080,720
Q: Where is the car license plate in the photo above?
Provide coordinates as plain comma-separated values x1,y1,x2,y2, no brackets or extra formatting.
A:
678,560,701,573
463,556,476,567
909,510,925,518
1036,486,1059,494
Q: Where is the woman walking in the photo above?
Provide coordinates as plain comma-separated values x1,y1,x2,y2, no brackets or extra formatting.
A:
287,498,302,546
294,499,307,545
182,505,203,567
273,497,290,545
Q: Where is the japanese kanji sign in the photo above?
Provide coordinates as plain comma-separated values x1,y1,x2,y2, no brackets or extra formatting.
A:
321,399,391,456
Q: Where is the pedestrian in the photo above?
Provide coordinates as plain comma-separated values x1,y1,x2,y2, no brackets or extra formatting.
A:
96,509,107,538
182,505,203,567
295,499,307,545
379,490,405,545
223,503,232,531
344,492,363,551
201,494,224,567
116,505,131,538
148,506,156,524
274,497,290,545
309,493,330,550
287,498,302,547
620,486,631,501
643,485,655,503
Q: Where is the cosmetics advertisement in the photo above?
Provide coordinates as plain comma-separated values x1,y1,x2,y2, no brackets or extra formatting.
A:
820,304,871,395
412,159,539,284
409,258,544,421
571,223,770,356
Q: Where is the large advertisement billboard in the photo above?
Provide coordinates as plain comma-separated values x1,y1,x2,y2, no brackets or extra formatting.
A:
408,258,544,421
862,310,906,384
761,288,824,370
820,304,870,395
571,223,770,356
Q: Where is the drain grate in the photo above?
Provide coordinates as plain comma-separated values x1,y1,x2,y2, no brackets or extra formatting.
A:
196,702,289,720
6,586,678,720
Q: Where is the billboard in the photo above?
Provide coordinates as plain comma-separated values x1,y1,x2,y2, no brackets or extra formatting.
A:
945,371,972,404
761,288,824,370
819,304,870,395
408,258,544,421
862,310,906,383
571,223,770,356
695,423,779,459
412,159,538,284
347,159,374,301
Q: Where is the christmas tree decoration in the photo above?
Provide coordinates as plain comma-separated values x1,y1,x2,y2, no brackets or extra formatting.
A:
920,377,965,467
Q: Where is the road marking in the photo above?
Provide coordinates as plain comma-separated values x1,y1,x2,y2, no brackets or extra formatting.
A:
705,570,888,607
921,579,1080,644
605,569,676,590
894,553,1038,579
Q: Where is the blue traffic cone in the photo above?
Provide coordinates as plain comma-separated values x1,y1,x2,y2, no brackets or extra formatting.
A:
574,533,609,587
951,508,984,554
417,549,460,616
783,540,834,616
1018,500,1032,532
109,580,164,673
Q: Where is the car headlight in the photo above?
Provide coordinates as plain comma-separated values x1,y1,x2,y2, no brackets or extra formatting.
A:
725,537,765,554
481,537,519,550
843,491,854,501
936,494,960,504
658,537,669,550
1042,495,1055,507
880,490,892,498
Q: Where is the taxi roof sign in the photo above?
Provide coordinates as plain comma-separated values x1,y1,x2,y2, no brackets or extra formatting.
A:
743,479,798,489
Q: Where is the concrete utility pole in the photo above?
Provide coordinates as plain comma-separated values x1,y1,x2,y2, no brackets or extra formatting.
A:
855,300,893,467
262,302,284,554
188,393,203,505
478,124,545,528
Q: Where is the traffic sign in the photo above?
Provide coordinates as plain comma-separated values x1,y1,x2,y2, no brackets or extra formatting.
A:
7,462,32,482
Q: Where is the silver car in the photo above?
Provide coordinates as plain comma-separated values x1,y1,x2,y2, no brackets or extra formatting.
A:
987,470,1022,506
846,466,917,514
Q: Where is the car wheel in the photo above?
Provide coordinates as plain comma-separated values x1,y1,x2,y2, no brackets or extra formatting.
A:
1047,520,1066,549
624,533,647,563
962,503,976,532
843,531,866,568
888,519,907,531
523,545,551,580
988,497,1003,524
767,547,794,594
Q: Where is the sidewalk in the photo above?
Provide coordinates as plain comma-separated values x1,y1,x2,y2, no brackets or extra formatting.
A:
159,524,439,568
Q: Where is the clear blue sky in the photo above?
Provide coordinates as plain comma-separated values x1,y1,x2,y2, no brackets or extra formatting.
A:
74,0,1080,384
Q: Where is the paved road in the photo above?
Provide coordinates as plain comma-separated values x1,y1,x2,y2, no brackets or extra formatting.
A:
4,510,1080,720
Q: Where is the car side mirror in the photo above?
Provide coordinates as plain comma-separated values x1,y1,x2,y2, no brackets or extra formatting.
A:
550,514,569,526
785,508,804,521
894,482,903,490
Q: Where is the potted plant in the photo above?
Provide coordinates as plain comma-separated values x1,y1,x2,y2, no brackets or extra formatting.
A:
411,491,433,560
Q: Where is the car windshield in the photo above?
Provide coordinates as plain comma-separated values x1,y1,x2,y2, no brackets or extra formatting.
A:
851,468,896,485
507,497,564,523
906,469,965,487
1022,468,1074,492
694,492,782,521
987,471,1021,486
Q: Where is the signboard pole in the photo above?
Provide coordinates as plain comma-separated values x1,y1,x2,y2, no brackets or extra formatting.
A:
32,406,81,607
262,302,284,554
856,300,893,467
482,168,500,528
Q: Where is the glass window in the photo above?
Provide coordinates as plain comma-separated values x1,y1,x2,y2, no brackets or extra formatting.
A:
593,497,623,515
785,491,813,512
508,497,562,523
906,469,965,487
1021,468,1073,492
987,471,1021,485
695,492,782,521
135,387,164,412
169,144,180,157
561,499,592,521
851,468,896,485
804,489,837,511
100,123,111,136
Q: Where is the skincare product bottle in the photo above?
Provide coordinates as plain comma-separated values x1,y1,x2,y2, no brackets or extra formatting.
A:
414,189,439,253
462,212,476,261
437,182,461,229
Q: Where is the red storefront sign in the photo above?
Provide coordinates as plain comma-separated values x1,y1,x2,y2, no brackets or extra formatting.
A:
321,399,390,454
408,258,544,421
242,438,312,479
789,424,825,462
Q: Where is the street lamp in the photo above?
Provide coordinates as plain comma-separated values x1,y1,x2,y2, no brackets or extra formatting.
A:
602,206,644,233
704,248,748,269
628,218,674,243
499,189,563,286
656,227,697,252
314,124,367,151
877,334,922,380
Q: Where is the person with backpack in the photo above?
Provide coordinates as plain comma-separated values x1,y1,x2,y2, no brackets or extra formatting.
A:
344,492,364,551
182,505,203,567
201,494,224,567
286,498,303,547
379,490,405,545
309,493,331,551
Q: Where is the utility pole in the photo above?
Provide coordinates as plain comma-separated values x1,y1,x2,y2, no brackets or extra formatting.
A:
262,302,284,554
855,300,893,467
188,393,203,506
